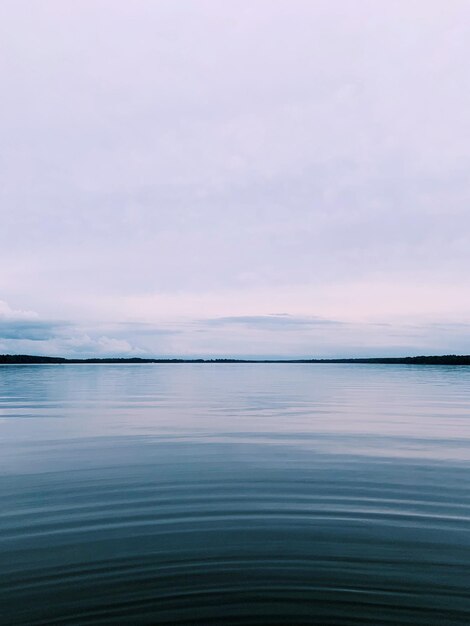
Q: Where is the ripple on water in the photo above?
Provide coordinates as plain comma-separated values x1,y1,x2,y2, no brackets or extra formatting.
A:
1,364,470,624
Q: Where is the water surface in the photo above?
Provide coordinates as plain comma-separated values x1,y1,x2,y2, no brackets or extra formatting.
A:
1,364,470,624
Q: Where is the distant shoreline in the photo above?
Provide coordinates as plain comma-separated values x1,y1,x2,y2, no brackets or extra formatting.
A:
1,354,470,365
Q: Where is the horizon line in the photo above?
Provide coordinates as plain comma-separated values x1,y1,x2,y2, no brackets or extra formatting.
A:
1,354,470,365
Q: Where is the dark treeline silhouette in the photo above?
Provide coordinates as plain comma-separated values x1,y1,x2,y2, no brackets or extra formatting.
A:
1,354,470,365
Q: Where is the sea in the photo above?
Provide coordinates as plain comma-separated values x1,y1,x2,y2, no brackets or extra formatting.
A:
1,363,470,625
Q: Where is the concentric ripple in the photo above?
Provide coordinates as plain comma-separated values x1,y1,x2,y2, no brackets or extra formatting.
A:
1,364,470,624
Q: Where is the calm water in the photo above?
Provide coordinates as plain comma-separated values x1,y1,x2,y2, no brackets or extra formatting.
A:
1,364,470,625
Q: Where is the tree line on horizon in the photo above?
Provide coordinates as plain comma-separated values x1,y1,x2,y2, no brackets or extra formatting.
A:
1,354,470,365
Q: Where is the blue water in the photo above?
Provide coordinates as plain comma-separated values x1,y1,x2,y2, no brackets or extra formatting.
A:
1,363,470,625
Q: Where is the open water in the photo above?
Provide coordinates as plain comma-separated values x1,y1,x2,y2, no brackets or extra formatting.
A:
1,363,470,624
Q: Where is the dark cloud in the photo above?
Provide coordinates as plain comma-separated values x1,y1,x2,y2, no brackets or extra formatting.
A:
202,314,343,330
0,319,70,341
114,323,182,336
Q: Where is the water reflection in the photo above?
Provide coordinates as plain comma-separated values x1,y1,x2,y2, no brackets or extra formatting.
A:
1,364,470,624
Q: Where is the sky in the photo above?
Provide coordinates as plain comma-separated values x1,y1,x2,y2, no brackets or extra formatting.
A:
1,0,470,358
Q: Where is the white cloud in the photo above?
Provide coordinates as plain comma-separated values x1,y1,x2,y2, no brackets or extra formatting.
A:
96,336,142,355
0,301,39,320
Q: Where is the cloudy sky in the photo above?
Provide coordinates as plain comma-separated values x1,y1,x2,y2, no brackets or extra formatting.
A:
1,0,470,357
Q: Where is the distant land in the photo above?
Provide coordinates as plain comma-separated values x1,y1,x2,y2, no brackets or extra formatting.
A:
1,354,470,365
